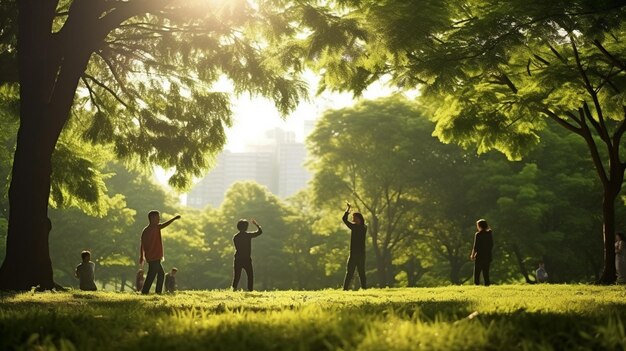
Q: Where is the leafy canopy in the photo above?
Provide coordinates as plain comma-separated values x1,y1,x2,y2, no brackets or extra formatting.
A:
302,1,626,161
0,0,310,196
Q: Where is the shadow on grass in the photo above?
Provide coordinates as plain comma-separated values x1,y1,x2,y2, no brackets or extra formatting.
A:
119,307,626,351
3,296,626,351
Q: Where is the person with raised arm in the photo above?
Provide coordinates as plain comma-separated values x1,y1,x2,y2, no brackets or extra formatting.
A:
139,210,181,294
342,202,367,290
232,218,263,291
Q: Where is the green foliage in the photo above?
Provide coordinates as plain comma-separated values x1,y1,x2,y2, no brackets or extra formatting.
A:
308,96,440,286
213,182,293,289
0,85,18,220
48,163,177,289
35,95,616,290
49,194,135,288
307,96,613,286
64,0,310,189
292,0,626,282
2,286,626,350
0,0,312,198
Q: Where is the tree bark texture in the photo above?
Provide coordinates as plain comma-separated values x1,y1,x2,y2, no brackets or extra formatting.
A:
0,0,94,290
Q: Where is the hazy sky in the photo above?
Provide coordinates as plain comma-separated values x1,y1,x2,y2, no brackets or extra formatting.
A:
223,71,395,151
156,71,405,190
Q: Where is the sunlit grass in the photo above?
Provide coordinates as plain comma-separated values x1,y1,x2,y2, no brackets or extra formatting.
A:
1,285,626,350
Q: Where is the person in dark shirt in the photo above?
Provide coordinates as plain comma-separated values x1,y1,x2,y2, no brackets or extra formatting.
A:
470,218,494,286
342,203,367,290
232,218,262,291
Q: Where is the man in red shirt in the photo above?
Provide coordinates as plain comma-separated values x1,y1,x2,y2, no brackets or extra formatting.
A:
139,210,180,294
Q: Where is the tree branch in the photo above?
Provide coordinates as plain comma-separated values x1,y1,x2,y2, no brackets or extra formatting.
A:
94,50,141,103
542,109,583,135
577,107,610,186
547,43,567,63
81,76,102,113
97,0,173,40
571,37,611,144
593,39,626,71
615,107,626,172
592,67,622,94
83,73,130,109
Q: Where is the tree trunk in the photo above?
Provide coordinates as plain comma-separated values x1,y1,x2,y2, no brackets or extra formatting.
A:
598,188,618,284
368,215,388,287
511,244,534,284
449,257,465,285
385,254,396,287
374,249,393,287
404,257,423,287
375,255,387,287
0,2,57,291
0,1,92,290
0,129,56,290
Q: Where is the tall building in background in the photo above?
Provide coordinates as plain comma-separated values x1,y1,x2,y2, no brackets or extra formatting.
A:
186,150,276,208
277,142,309,198
187,125,314,208
303,120,317,142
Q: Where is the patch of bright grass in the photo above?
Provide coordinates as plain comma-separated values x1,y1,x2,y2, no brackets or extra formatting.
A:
1,285,626,350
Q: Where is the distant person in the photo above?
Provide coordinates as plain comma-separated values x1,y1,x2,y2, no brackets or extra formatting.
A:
470,219,493,286
342,202,367,290
75,250,97,291
139,211,181,294
165,268,178,293
232,219,263,291
616,232,626,283
135,269,145,292
536,261,548,283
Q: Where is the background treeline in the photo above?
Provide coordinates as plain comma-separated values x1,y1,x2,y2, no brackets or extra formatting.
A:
0,96,620,290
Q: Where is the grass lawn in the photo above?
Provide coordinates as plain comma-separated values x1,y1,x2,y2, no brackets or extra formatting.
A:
1,285,626,350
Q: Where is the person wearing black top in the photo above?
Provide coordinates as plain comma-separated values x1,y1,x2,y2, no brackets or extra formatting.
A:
342,203,367,290
232,218,262,291
470,219,494,286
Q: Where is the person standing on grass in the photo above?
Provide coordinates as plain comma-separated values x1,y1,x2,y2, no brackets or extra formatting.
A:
470,219,493,286
139,211,181,294
165,268,177,293
75,250,97,291
616,232,626,283
232,219,263,291
342,202,367,290
536,261,548,283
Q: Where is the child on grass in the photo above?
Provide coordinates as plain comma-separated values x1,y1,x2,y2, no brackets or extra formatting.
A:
75,250,97,291
164,267,177,293
135,268,145,292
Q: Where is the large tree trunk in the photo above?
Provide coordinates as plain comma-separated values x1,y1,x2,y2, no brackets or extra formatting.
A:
0,2,57,291
0,1,93,290
0,125,56,290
